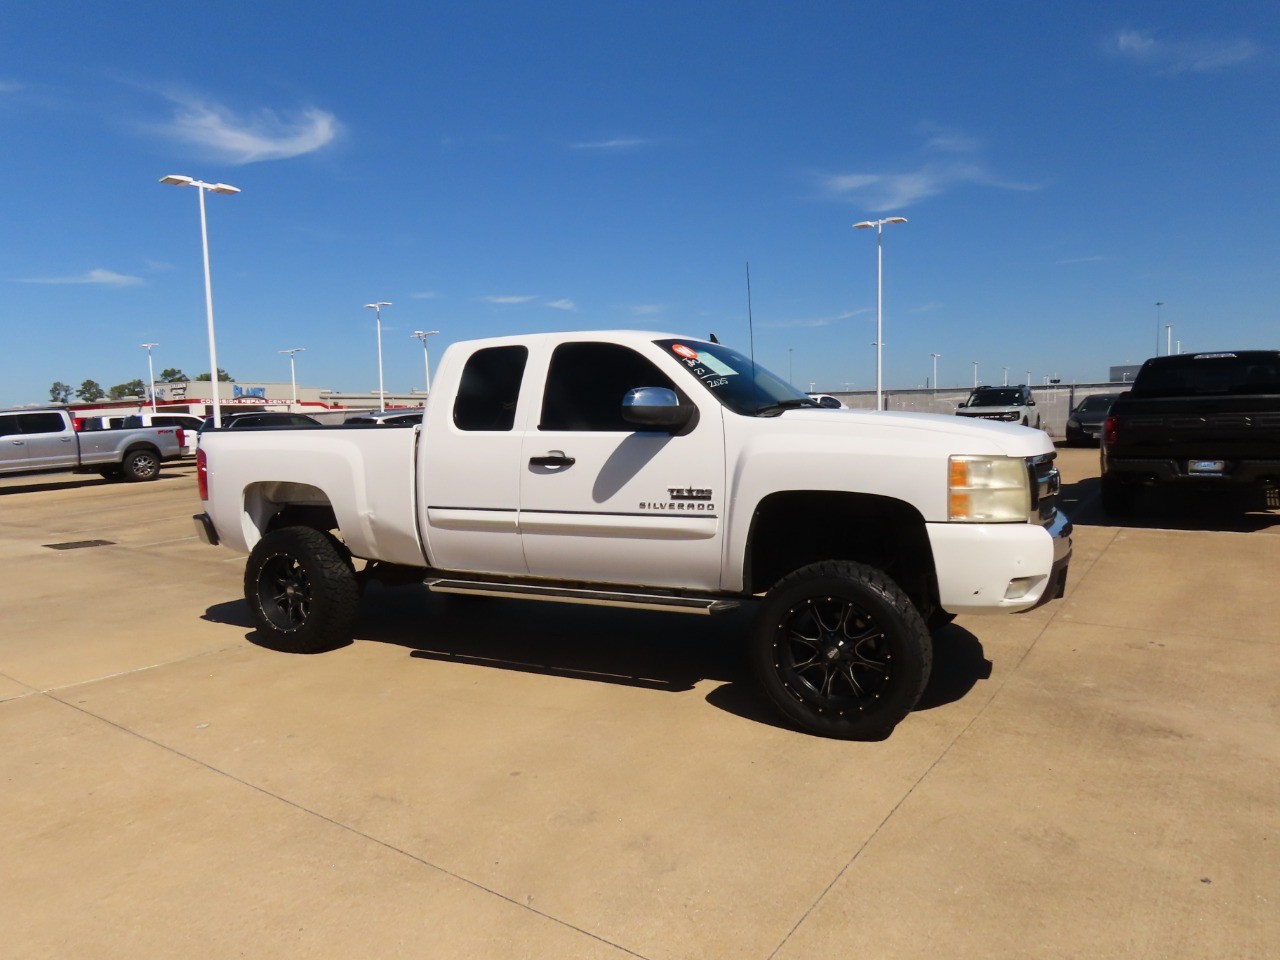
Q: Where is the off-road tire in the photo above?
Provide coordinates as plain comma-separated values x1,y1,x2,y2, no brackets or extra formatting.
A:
751,560,932,740
121,447,160,482
244,527,360,653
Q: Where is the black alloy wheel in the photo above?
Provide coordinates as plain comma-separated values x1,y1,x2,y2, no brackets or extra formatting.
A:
752,560,932,740
244,526,360,653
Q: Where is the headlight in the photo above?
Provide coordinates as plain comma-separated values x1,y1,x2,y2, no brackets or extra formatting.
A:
1001,411,1019,422
948,455,1030,522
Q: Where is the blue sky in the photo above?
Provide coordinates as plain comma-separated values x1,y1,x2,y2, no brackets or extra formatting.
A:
2,1,1277,406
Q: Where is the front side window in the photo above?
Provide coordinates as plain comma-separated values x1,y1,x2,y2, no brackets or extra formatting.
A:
0,414,20,438
540,342,678,431
454,345,528,431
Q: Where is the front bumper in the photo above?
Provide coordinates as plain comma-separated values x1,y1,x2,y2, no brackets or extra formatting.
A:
926,510,1072,614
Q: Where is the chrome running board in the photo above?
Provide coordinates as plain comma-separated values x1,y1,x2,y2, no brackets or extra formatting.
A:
424,578,741,615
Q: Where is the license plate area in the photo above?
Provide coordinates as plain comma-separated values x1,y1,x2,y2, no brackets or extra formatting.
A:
1188,459,1226,476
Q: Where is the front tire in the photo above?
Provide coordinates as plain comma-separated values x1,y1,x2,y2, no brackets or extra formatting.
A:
244,527,360,653
751,560,932,740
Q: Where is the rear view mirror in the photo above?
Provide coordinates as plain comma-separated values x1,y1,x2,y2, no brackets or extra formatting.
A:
621,387,693,431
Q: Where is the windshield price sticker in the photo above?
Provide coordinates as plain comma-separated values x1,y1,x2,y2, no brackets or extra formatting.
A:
671,344,737,387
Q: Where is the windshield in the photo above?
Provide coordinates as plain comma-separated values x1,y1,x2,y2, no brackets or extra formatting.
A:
654,339,813,415
1076,394,1118,413
964,388,1025,407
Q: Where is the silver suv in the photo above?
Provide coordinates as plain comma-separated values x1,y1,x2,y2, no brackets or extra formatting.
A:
956,385,1040,428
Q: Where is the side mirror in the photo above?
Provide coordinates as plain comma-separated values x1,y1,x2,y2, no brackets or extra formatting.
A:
622,387,692,431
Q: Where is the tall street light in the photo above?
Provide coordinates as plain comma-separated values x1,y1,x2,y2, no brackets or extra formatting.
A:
1155,301,1165,356
853,216,908,411
279,348,305,407
140,342,159,413
1165,324,1173,357
930,352,940,390
159,175,240,426
410,330,440,396
1002,366,1009,386
972,361,979,387
364,302,392,411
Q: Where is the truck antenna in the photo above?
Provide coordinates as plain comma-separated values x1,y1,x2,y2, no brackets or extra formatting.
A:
746,261,756,384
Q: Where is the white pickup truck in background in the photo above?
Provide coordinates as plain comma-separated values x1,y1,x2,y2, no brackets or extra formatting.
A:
195,331,1072,739
1,407,185,481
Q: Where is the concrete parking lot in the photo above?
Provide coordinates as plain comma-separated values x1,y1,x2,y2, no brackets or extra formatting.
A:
2,449,1277,959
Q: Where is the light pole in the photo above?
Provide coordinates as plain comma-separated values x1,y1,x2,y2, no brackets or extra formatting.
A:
364,301,392,411
972,361,979,387
1165,324,1173,357
788,347,794,384
279,348,304,408
410,330,440,396
930,353,940,390
1002,366,1009,386
853,216,908,411
140,342,159,413
1026,370,1032,385
159,175,240,426
1155,301,1164,356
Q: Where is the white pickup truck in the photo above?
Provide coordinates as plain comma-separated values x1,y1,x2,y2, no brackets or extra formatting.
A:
195,331,1071,739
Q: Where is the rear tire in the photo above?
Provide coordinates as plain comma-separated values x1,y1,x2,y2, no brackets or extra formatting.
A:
751,560,932,740
244,527,360,653
121,448,160,482
1101,475,1138,517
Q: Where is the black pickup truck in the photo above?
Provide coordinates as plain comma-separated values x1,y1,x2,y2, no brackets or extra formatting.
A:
1100,351,1280,516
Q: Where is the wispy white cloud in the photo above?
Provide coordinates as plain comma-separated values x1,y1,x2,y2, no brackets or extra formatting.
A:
630,304,665,316
15,268,144,287
481,294,537,305
547,299,576,311
411,291,439,300
1056,255,1111,265
819,125,1039,212
0,80,22,94
1107,29,1259,74
156,93,340,164
910,301,944,314
570,137,649,150
760,310,865,329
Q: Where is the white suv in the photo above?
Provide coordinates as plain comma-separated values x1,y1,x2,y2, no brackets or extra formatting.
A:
955,385,1040,428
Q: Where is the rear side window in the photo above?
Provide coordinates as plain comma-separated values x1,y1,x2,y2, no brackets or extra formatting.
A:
453,346,528,431
19,413,66,434
540,342,677,432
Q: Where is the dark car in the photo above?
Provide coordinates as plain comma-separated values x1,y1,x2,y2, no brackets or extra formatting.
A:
345,410,423,426
1064,393,1121,445
200,411,322,432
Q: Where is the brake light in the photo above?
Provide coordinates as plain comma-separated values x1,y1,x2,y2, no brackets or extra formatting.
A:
73,417,85,431
1103,415,1119,447
176,428,185,448
197,447,209,501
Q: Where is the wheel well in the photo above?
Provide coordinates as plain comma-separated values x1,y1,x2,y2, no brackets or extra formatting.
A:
745,491,938,613
244,481,340,538
122,443,159,459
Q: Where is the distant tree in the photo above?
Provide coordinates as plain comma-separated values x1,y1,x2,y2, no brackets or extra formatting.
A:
195,368,235,382
49,381,72,403
76,379,105,402
108,379,147,400
159,367,188,383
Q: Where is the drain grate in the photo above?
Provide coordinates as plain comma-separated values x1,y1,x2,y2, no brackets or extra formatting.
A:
43,539,116,550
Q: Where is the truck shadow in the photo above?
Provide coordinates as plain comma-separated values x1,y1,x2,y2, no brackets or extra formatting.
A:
0,471,189,496
1060,476,1280,532
210,582,994,735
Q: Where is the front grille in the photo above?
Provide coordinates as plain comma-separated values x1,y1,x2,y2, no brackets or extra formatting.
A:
1027,453,1060,525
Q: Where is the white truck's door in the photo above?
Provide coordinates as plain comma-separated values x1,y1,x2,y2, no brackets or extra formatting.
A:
518,339,726,591
418,344,531,576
